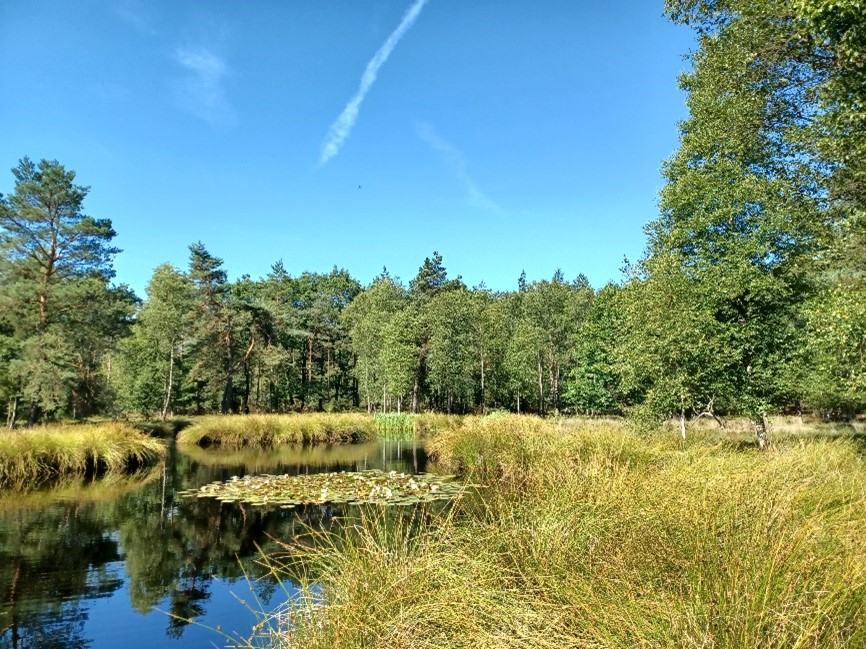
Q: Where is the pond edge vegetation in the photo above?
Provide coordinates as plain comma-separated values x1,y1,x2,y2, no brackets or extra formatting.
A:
0,423,166,489
255,415,866,649
177,412,464,448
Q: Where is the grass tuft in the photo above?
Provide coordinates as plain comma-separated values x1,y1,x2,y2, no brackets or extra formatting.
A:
0,423,166,489
178,413,468,448
178,413,380,448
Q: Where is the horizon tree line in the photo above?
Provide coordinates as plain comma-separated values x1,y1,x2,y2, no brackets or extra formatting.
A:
2,0,863,435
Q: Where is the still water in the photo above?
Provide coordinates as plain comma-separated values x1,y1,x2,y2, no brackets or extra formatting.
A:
0,440,428,648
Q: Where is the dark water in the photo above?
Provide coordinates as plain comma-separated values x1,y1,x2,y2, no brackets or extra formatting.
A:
0,440,428,648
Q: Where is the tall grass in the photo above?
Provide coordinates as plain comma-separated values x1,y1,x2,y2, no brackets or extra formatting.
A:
178,413,380,448
267,415,866,648
374,412,466,440
178,413,467,448
0,423,166,489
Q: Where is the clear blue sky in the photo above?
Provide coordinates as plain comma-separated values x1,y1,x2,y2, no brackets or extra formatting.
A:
0,0,694,297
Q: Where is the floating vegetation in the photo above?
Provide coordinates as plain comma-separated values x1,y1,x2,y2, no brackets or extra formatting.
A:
179,470,464,508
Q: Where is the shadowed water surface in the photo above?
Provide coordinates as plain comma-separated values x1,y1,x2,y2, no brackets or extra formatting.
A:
0,439,427,648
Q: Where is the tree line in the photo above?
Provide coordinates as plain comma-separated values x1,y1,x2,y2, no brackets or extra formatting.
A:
2,0,863,433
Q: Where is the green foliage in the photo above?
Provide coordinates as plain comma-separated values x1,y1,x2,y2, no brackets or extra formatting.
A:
613,0,866,439
804,279,866,415
408,250,464,300
0,158,130,422
426,288,478,411
342,271,407,412
373,412,415,439
115,264,195,417
565,283,625,414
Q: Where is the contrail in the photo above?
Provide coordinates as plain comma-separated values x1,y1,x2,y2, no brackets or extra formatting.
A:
417,122,506,215
320,0,429,165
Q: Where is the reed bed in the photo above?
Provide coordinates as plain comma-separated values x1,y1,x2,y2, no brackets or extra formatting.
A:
263,415,866,648
0,423,166,489
178,413,380,448
374,412,466,440
178,412,467,448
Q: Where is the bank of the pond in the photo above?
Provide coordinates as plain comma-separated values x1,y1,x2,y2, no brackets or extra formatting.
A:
267,415,866,649
0,423,166,488
178,412,464,448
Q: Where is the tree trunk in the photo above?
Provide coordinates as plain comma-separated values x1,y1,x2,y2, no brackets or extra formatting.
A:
479,349,486,414
537,353,545,415
754,414,769,450
161,346,174,421
679,394,687,444
553,363,560,415
244,360,252,413
27,401,40,427
221,374,234,414
6,397,19,429
411,373,420,413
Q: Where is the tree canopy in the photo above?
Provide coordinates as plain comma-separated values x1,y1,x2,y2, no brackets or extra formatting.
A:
3,2,863,433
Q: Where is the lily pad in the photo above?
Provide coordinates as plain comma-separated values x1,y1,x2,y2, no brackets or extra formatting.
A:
178,470,463,507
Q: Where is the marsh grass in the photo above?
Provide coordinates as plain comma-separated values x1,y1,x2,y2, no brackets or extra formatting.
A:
0,423,166,489
178,412,467,448
269,415,866,648
374,412,466,440
130,417,193,437
178,413,380,448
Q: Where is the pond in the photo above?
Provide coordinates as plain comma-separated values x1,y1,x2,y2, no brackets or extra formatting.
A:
0,439,429,648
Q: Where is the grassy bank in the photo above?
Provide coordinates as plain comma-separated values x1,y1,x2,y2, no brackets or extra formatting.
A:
0,423,166,489
177,412,466,448
265,415,866,648
178,413,380,447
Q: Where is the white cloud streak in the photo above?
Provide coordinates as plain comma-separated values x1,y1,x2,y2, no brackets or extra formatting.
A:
173,47,236,127
113,0,157,35
417,122,505,215
320,0,430,165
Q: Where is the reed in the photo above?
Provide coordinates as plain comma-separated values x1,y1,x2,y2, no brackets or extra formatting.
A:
374,412,466,440
178,412,468,448
178,413,380,448
0,423,166,489
266,415,866,648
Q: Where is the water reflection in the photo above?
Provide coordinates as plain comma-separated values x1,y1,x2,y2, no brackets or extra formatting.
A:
0,439,427,648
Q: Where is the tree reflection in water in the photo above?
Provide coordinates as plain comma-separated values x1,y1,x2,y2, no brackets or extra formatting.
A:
0,439,426,647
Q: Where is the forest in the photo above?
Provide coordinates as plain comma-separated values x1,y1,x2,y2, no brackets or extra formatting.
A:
1,0,864,439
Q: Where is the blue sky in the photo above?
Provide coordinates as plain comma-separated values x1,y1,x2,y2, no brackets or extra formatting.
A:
0,0,694,297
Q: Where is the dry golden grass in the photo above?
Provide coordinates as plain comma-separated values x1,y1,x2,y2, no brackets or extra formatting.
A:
261,415,866,648
178,413,380,448
0,423,166,489
178,412,470,448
